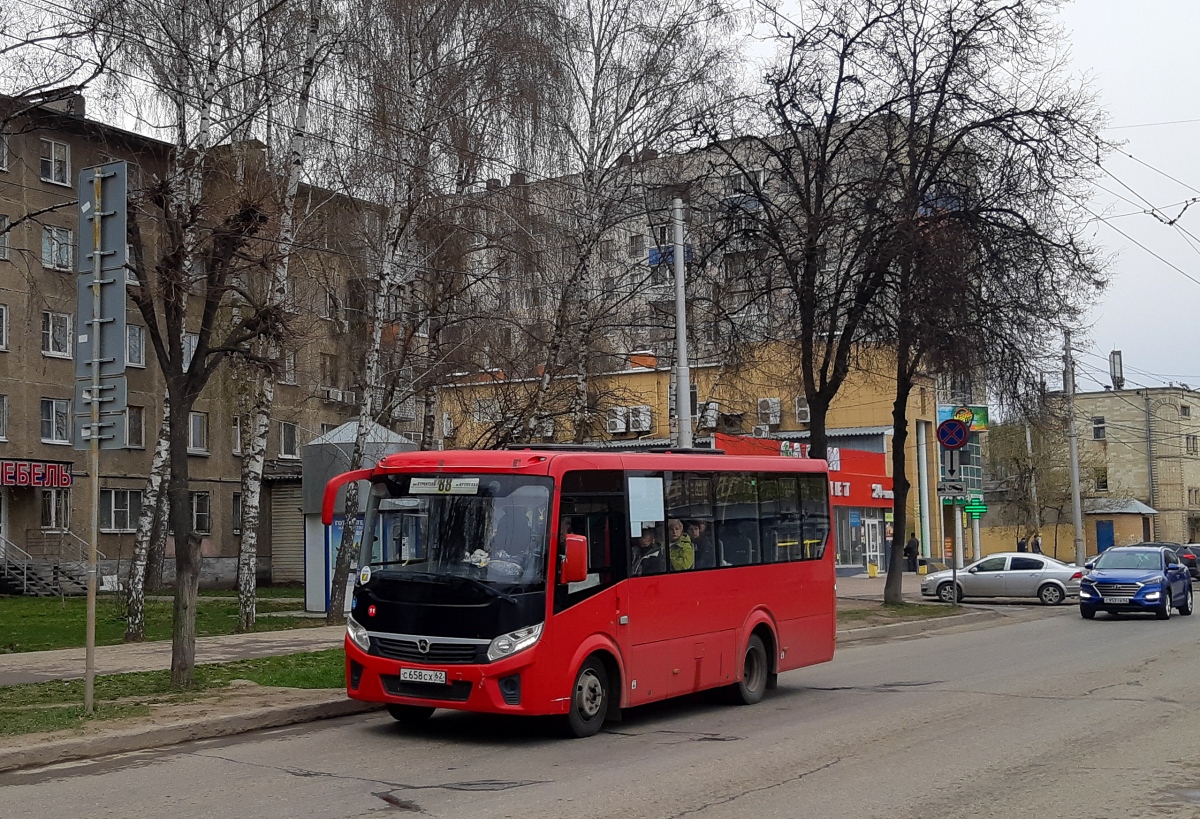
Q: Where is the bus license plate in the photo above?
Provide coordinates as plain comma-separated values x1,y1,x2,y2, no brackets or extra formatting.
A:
400,667,447,685
1103,597,1130,604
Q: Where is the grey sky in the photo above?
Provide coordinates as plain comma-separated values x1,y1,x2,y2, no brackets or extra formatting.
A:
1059,1,1200,390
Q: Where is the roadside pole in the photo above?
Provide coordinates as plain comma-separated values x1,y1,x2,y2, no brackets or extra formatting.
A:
1064,331,1086,566
75,163,129,715
672,198,692,449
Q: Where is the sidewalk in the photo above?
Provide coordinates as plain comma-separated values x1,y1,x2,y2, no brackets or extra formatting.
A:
0,625,347,686
836,570,927,601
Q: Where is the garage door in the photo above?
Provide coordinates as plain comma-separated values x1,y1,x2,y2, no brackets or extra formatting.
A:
270,484,305,583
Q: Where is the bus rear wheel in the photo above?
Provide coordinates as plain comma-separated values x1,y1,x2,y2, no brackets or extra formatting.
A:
564,657,609,738
733,634,768,705
386,704,435,725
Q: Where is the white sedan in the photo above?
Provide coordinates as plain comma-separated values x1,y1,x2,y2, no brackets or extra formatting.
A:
921,552,1081,605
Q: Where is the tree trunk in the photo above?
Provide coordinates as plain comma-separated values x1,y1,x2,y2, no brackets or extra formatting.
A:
125,407,170,641
805,395,833,461
145,490,168,592
884,347,915,606
237,372,272,632
167,394,200,688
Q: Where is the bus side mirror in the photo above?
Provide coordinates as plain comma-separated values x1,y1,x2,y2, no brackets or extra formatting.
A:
562,534,588,584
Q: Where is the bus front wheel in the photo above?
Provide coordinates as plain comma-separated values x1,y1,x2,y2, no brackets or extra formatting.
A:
564,657,609,738
733,634,768,705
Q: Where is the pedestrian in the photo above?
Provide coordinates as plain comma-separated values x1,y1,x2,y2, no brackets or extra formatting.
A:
1017,535,1027,553
1031,532,1043,554
904,532,920,573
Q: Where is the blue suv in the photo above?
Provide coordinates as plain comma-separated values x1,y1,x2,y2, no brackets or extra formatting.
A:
1078,544,1194,620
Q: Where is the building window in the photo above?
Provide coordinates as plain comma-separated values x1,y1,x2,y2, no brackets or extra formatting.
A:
1183,405,1192,418
182,332,199,370
190,492,211,534
0,303,8,349
0,215,9,260
41,226,73,270
1091,417,1106,440
41,311,72,358
127,325,146,367
1188,435,1199,455
1093,467,1109,492
126,405,145,448
0,395,8,440
1190,487,1200,507
232,416,242,455
600,239,615,261
40,139,70,185
321,289,337,319
280,421,300,458
321,422,338,435
628,233,645,258
280,350,297,384
0,134,7,171
188,411,208,453
320,353,338,388
232,492,243,535
100,489,142,532
40,398,71,444
40,488,70,530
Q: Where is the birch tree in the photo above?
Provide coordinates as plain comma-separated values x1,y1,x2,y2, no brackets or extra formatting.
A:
114,0,300,686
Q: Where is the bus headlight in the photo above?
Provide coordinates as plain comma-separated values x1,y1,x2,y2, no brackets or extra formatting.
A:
487,623,543,662
347,616,371,653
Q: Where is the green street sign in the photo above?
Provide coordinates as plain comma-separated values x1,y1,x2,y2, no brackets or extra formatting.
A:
964,499,988,519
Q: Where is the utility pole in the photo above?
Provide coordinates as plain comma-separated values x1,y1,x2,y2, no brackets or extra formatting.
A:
1065,331,1086,566
672,198,692,448
1025,421,1041,533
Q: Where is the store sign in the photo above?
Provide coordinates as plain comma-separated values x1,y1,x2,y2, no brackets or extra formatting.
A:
871,484,894,499
0,460,73,487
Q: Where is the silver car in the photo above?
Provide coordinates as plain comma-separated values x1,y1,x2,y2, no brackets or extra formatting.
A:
920,552,1081,605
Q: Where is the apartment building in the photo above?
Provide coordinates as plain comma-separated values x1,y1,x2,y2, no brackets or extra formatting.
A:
0,97,400,585
1075,384,1200,545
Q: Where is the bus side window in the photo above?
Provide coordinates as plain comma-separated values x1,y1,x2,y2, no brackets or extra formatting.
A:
798,474,831,560
715,473,759,566
759,476,799,563
666,472,714,571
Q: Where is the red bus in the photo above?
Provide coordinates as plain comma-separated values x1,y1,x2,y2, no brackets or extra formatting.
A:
323,447,835,737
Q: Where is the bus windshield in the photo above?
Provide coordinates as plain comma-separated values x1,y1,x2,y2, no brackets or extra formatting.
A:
365,474,553,590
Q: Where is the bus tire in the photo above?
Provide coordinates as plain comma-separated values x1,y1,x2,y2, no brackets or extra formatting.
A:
733,634,768,705
564,656,609,738
386,704,435,725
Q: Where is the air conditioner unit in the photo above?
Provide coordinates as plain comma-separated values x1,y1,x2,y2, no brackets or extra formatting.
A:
322,387,343,403
752,424,771,438
757,397,781,426
795,396,811,424
606,406,628,434
442,412,455,438
700,401,720,429
342,390,359,405
629,405,653,433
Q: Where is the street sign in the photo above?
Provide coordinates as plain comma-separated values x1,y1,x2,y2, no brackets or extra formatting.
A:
938,483,966,497
941,448,963,480
936,418,970,450
75,162,129,451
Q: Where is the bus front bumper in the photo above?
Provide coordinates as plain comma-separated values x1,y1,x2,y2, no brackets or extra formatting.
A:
344,636,558,715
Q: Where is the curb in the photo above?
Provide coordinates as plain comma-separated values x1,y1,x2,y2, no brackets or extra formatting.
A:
0,696,382,774
836,608,997,643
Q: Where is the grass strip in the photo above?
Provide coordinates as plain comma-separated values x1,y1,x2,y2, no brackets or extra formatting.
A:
0,596,322,653
0,648,345,737
838,603,960,623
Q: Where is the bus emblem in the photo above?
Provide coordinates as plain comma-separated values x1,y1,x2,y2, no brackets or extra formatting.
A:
418,639,430,654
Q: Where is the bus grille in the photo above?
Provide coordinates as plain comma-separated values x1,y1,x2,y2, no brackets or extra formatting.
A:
382,676,473,702
372,637,482,664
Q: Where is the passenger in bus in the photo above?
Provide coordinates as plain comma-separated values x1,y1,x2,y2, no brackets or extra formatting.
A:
687,520,716,569
667,518,694,571
632,528,665,575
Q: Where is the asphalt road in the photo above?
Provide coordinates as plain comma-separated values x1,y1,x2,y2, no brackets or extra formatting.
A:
5,605,1200,818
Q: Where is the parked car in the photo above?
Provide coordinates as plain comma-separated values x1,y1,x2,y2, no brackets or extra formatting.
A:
1078,544,1194,620
920,552,1081,605
1178,545,1200,580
